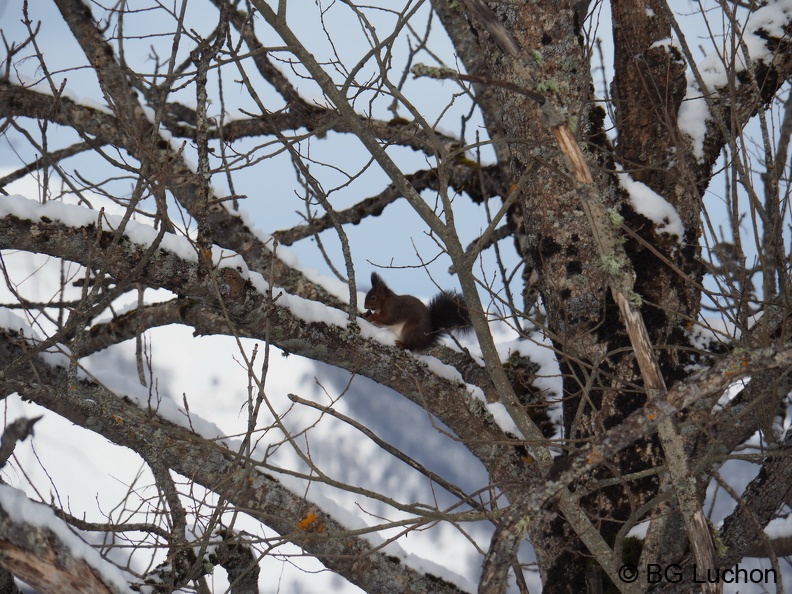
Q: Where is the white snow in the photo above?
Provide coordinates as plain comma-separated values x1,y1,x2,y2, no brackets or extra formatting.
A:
0,308,30,336
229,203,361,305
398,549,476,593
245,268,352,328
678,88,711,161
468,384,523,437
359,318,401,344
679,0,792,160
9,74,114,115
0,194,198,262
89,365,242,448
764,515,792,539
416,352,466,383
0,317,240,448
650,37,675,52
0,484,134,593
617,169,684,240
0,306,76,370
497,332,561,399
1,194,360,333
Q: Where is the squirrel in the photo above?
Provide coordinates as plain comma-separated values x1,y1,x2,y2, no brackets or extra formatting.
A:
362,272,471,351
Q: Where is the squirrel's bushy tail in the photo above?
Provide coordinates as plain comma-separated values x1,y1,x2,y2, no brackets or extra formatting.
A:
428,291,471,335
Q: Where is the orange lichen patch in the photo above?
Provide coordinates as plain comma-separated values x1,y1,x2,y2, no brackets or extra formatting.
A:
298,511,327,533
298,512,317,531
112,415,124,425
723,357,751,378
587,449,603,465
643,403,658,421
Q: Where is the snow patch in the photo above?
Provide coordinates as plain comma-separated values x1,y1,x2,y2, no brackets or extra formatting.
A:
9,75,114,115
0,194,198,262
679,0,792,160
227,203,357,304
617,169,684,241
0,484,134,593
90,366,241,448
1,195,356,334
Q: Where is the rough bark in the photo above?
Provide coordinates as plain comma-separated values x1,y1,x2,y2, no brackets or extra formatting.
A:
2,1,792,592
0,329,470,594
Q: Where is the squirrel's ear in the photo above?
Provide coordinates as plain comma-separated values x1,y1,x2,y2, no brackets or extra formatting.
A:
370,272,382,287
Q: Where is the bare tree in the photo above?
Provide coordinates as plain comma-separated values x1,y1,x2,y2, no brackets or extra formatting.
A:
0,0,791,593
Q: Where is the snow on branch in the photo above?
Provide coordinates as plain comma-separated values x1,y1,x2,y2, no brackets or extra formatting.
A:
0,484,133,594
673,0,792,161
0,329,472,594
0,195,526,491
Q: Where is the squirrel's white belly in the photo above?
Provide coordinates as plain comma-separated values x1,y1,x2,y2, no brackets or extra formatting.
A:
384,321,406,340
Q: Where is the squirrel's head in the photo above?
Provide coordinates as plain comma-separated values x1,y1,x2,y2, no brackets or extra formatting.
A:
364,272,388,311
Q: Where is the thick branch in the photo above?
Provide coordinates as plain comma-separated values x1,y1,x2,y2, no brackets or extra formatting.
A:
274,164,508,246
0,332,468,594
0,417,41,469
0,83,345,310
720,428,792,567
0,486,127,594
0,209,525,482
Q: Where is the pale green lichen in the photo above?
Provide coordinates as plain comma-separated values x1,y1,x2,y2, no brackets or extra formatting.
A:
515,515,532,538
463,395,497,426
606,207,624,227
710,522,727,558
343,323,361,341
601,254,625,276
536,79,559,94
465,394,487,415
411,63,456,79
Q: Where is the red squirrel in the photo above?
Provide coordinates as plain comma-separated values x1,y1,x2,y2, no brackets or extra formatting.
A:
362,272,471,351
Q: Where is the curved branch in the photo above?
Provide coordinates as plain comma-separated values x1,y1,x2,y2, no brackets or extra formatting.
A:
659,2,792,187
0,80,346,309
0,140,101,193
72,299,186,357
536,343,792,511
0,208,522,479
720,428,792,567
274,164,508,246
0,331,470,594
0,485,128,594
